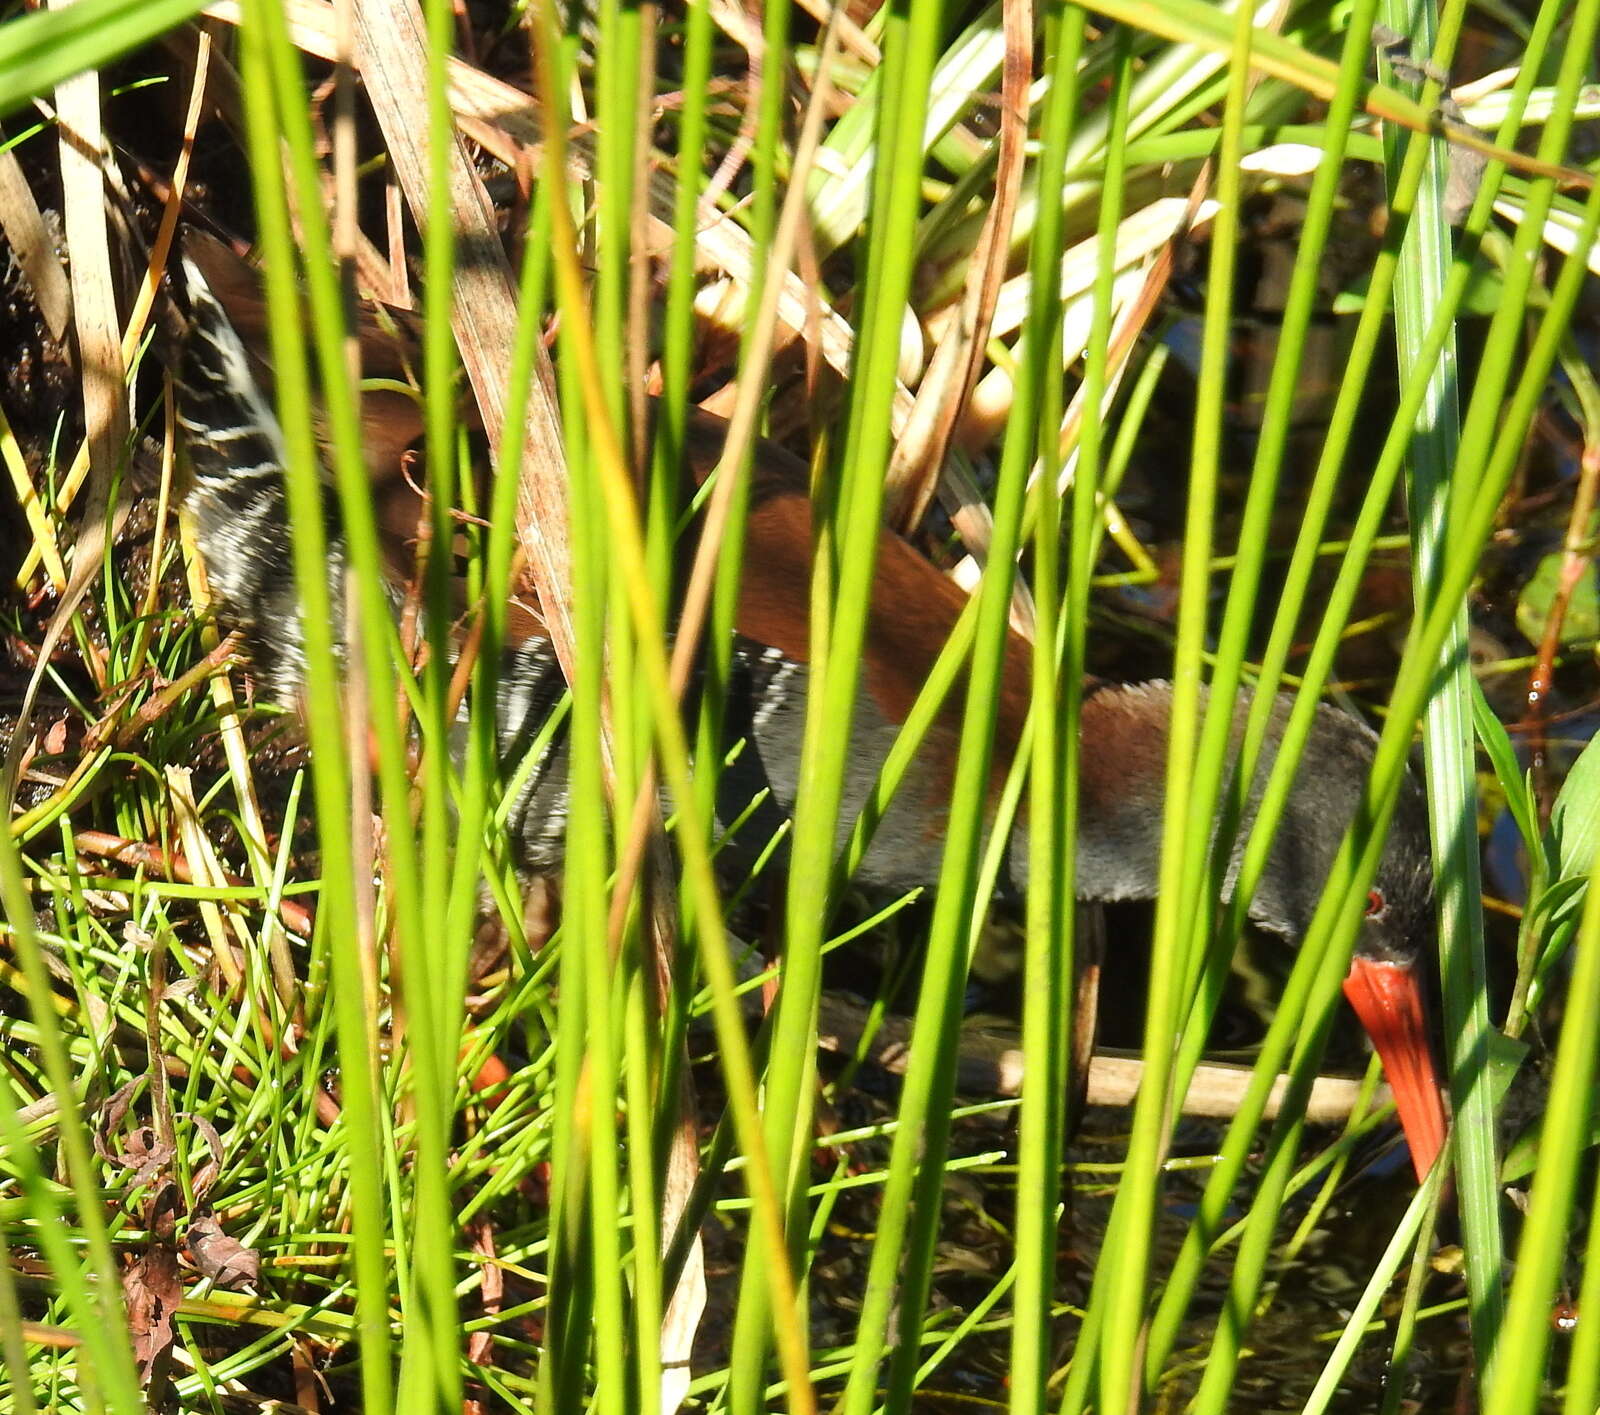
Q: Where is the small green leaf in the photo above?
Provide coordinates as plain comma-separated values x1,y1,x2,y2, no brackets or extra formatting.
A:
1515,550,1600,649
1332,261,1515,317
1485,1034,1536,1185
1551,727,1600,884
1497,1054,1586,1188
1487,1028,1532,1109
1537,875,1589,929
1501,1118,1539,1185
1471,676,1540,860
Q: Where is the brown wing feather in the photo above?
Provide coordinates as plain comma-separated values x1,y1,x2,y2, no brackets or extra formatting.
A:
188,231,1030,789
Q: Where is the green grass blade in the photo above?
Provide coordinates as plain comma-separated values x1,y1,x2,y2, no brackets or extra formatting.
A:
1092,3,1253,1407
1379,0,1505,1377
0,0,204,118
236,7,399,1406
1009,9,1087,1413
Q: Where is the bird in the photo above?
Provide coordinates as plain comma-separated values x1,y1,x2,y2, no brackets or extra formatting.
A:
171,230,1448,1180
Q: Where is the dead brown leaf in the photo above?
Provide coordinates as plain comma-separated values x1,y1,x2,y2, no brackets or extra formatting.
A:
187,1205,260,1292
94,1080,174,1192
125,1242,181,1378
186,1113,226,1199
464,1220,501,1366
126,1182,182,1384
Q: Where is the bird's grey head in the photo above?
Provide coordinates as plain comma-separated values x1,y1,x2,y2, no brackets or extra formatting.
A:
1355,766,1436,967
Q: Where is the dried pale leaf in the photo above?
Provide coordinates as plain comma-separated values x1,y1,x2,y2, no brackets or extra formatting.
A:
971,198,1219,344
692,269,915,431
11,41,198,591
1238,142,1324,175
807,11,1009,257
1494,196,1600,275
1450,64,1518,107
658,1093,705,1415
1460,75,1600,127
0,399,68,589
953,262,1146,462
4,17,143,792
1058,267,1147,371
353,0,575,684
51,14,129,516
213,0,897,420
951,239,1172,591
887,0,1031,528
792,0,878,62
965,361,1013,440
0,138,71,339
202,0,911,429
166,765,247,984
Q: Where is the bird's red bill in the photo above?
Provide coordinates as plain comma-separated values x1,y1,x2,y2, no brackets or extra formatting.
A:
1342,955,1449,1182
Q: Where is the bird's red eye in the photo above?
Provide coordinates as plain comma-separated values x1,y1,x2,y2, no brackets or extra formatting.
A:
1365,888,1387,920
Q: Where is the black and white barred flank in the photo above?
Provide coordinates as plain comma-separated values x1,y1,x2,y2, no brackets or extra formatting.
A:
173,252,321,707
174,258,580,876
170,250,817,885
